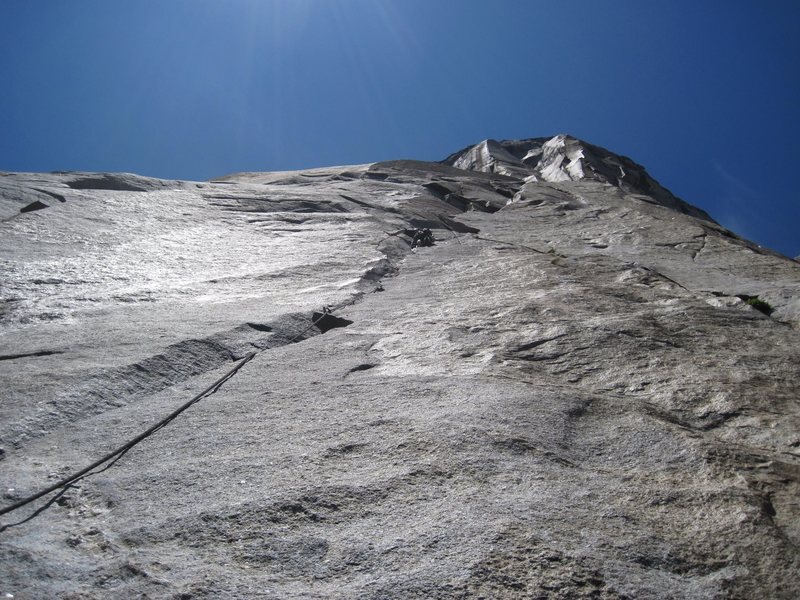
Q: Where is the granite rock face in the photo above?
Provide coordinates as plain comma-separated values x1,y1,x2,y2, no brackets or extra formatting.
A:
1,136,798,599
443,134,714,221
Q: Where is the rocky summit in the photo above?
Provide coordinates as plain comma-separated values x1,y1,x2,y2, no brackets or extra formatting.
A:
1,135,798,599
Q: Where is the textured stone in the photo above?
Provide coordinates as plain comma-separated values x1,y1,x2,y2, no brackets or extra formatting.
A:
0,136,798,599
444,134,715,221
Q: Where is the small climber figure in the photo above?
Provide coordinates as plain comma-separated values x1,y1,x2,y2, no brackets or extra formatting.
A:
411,228,434,249
385,227,435,249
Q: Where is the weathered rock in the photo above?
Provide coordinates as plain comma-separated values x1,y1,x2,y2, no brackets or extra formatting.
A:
443,134,715,221
0,137,798,599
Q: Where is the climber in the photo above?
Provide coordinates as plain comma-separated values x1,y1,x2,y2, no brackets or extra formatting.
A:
411,228,434,249
385,227,435,249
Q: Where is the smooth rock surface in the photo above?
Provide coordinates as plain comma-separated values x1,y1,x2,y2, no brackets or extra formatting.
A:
1,136,798,598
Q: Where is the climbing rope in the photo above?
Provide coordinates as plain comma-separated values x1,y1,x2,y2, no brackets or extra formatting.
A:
0,352,255,532
437,216,463,245
0,304,357,533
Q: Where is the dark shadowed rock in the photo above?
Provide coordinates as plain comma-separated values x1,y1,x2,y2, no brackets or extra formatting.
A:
0,136,798,599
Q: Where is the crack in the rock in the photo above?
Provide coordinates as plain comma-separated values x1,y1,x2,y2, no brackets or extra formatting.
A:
32,188,67,203
20,200,49,214
691,232,707,261
513,334,568,352
1,309,355,450
0,350,63,361
312,312,353,334
345,363,377,377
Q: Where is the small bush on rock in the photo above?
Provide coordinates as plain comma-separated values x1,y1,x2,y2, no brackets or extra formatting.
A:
738,295,775,316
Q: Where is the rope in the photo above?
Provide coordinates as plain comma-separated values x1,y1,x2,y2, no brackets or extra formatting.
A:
0,304,358,532
0,352,256,531
437,216,463,245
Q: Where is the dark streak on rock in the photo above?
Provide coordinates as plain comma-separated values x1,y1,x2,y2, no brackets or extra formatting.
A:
0,349,63,361
346,363,377,375
513,334,567,352
20,200,49,214
65,175,149,192
312,312,353,334
32,188,67,203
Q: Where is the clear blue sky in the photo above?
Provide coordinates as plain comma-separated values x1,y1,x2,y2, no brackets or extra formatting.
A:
1,1,798,256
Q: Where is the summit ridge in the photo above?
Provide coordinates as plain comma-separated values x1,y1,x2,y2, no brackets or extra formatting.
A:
443,134,714,221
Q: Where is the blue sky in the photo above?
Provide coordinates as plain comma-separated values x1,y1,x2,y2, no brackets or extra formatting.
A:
1,1,798,256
